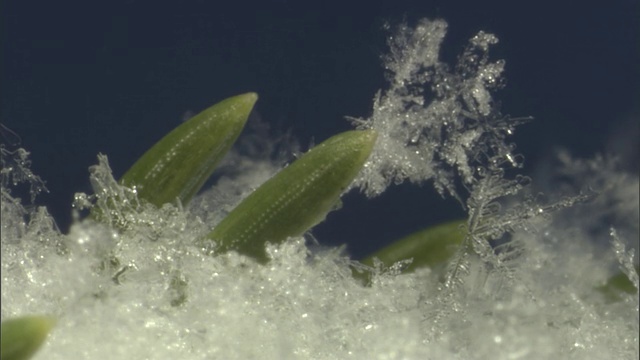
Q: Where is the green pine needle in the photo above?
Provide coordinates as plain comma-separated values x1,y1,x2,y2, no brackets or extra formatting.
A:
1,316,55,360
361,219,467,274
208,129,377,263
120,92,257,207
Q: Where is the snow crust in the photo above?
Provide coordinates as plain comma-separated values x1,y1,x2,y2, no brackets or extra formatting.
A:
2,19,638,359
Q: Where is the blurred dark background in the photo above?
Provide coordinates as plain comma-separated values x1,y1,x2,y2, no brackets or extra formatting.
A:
2,0,638,258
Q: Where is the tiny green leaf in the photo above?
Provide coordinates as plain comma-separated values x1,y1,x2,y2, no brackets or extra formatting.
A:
596,266,639,303
208,130,377,263
1,316,55,360
120,92,257,207
360,219,467,273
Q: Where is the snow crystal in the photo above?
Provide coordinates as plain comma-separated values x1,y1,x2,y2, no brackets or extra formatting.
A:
350,19,521,204
1,143,48,202
610,228,639,292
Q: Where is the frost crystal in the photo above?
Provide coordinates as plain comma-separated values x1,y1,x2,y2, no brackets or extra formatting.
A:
1,138,54,244
351,19,522,203
610,228,639,293
1,143,48,202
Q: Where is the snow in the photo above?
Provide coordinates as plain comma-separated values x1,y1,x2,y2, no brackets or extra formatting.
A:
2,18,638,360
349,19,516,203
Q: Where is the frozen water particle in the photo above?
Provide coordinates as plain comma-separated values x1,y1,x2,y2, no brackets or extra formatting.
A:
351,19,514,203
610,228,639,292
1,145,48,202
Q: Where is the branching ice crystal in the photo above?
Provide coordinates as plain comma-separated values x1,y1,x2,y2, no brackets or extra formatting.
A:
1,143,48,203
72,154,144,230
349,19,524,277
610,228,639,294
1,134,52,244
351,20,593,299
350,19,523,204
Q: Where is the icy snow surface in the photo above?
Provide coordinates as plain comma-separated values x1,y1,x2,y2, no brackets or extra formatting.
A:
2,19,638,360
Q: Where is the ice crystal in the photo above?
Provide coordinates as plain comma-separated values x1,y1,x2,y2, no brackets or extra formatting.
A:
1,135,56,246
610,228,639,293
350,19,524,204
347,19,585,295
80,154,143,228
1,142,48,202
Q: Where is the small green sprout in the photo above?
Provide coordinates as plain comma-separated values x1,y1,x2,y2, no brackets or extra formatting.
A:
597,266,640,303
208,129,377,263
360,219,466,273
1,316,56,360
120,92,257,207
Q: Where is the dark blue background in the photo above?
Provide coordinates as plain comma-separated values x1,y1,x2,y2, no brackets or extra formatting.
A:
2,1,638,258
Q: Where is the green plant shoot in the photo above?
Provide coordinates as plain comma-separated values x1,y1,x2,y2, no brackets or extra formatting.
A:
361,219,466,273
120,92,257,207
208,129,377,263
1,316,56,360
597,266,640,303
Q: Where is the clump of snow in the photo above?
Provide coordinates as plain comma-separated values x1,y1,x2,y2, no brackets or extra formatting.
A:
349,19,524,204
2,18,638,360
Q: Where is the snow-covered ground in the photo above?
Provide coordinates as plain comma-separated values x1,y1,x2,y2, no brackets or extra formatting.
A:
2,19,638,359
